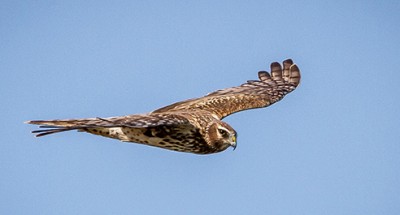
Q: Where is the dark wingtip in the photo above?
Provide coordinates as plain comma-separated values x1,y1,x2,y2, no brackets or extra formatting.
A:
270,62,283,80
289,64,301,86
270,62,281,69
258,71,271,81
283,59,293,65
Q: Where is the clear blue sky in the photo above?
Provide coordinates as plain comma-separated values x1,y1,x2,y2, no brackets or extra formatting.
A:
1,1,399,214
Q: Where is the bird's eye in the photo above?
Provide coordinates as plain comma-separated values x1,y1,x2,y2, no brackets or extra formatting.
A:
218,128,228,136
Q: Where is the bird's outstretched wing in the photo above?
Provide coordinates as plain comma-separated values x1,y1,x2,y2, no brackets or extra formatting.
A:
152,59,301,119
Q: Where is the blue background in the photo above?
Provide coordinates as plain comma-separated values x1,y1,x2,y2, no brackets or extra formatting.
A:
2,1,399,214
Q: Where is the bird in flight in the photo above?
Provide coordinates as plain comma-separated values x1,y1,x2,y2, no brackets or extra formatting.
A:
27,59,301,154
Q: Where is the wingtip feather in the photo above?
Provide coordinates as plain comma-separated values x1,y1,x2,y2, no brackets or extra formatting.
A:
289,64,301,86
270,62,283,80
258,71,271,81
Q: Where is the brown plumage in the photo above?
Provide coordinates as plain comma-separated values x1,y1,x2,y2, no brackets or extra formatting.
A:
26,59,301,154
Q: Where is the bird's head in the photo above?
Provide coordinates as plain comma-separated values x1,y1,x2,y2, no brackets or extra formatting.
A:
206,121,237,152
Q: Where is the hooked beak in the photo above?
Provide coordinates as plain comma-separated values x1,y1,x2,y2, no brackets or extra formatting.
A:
230,135,237,150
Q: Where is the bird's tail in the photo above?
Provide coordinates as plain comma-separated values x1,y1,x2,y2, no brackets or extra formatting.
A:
25,118,106,137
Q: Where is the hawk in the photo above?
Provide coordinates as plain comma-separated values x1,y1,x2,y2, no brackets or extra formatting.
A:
27,59,301,154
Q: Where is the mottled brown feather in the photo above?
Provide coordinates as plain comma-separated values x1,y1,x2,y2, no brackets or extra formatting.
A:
152,59,300,119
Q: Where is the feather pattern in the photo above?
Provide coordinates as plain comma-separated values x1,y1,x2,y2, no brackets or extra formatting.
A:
26,59,301,154
152,59,300,119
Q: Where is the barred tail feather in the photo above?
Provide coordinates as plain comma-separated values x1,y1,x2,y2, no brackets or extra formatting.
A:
25,118,100,137
26,114,191,137
26,118,97,127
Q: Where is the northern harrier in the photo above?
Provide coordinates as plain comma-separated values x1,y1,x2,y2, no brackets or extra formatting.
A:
27,59,301,154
